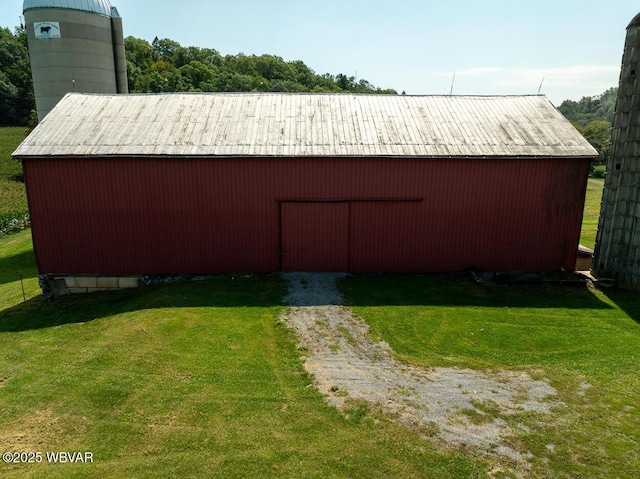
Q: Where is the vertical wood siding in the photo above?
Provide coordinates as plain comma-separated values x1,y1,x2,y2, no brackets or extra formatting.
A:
23,157,589,275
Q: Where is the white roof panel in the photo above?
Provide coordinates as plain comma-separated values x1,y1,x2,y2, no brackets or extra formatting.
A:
13,92,598,159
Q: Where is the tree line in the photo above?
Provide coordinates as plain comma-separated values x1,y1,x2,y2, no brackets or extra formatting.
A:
0,24,618,167
126,36,398,96
0,27,397,126
557,87,617,169
557,87,616,127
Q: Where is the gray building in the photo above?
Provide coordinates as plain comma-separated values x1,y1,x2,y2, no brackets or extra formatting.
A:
593,12,640,289
23,0,127,120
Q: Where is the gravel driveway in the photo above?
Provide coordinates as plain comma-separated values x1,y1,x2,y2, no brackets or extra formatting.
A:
282,272,560,468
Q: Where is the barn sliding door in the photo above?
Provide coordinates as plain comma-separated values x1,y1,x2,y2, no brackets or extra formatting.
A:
280,202,349,272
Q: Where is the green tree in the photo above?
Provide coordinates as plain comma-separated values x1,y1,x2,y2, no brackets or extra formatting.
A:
119,36,399,96
124,36,155,70
227,73,255,92
179,60,215,91
336,73,356,91
151,37,182,63
558,88,617,128
255,55,294,82
0,27,34,126
0,70,19,121
226,53,259,77
290,60,316,89
582,120,611,165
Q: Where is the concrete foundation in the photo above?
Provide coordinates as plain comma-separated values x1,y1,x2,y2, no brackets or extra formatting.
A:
46,275,138,298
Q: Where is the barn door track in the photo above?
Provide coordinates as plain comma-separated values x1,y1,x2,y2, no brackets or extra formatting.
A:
281,272,561,471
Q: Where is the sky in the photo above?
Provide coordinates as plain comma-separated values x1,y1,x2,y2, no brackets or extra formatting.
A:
2,0,638,105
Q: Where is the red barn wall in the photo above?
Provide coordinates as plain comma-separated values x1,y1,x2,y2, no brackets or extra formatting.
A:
23,157,590,275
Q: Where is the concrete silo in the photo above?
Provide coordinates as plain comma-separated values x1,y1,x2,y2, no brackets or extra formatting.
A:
593,12,640,289
23,0,128,120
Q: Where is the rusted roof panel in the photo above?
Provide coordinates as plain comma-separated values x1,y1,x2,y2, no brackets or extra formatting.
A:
13,92,598,159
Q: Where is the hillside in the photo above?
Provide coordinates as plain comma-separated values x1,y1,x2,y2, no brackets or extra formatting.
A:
125,36,398,96
0,27,396,126
557,88,618,165
557,87,617,127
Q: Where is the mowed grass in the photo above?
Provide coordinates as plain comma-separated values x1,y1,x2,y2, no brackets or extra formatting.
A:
0,126,618,477
339,274,640,479
0,233,484,479
579,178,604,249
0,127,28,215
4,232,638,478
0,229,40,306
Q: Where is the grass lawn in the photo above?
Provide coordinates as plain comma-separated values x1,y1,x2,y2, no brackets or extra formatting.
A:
339,274,640,478
0,229,40,307
2,232,639,478
0,127,29,216
0,127,627,477
580,178,604,249
0,233,484,479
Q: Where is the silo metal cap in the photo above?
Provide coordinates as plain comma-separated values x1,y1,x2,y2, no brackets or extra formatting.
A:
628,12,640,29
23,0,115,17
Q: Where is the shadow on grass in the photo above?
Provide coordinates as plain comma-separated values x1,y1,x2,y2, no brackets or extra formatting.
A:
337,273,615,311
0,274,287,333
1,272,626,334
599,288,640,325
0,249,36,286
9,172,24,183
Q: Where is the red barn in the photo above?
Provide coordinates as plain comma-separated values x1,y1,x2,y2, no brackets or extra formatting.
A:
13,92,596,293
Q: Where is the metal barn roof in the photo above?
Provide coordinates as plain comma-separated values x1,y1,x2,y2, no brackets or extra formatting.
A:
13,92,598,159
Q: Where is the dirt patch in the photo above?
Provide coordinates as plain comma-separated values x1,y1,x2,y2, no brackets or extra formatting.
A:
0,408,64,451
282,272,561,468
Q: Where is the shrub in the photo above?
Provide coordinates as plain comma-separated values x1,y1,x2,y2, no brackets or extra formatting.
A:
591,165,606,179
0,211,30,237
